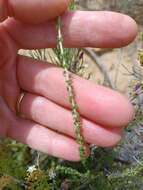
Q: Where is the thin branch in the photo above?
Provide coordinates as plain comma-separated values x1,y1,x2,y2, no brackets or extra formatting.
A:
83,48,115,89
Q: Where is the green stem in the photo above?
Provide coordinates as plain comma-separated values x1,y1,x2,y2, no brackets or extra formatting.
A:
56,17,86,160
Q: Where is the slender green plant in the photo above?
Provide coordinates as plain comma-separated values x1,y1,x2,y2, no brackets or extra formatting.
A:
53,0,87,161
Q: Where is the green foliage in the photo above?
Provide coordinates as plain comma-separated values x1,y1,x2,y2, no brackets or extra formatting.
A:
139,33,143,66
47,0,87,161
26,170,51,190
138,49,143,66
69,0,76,10
0,140,28,178
0,140,29,189
55,16,86,161
1,139,143,189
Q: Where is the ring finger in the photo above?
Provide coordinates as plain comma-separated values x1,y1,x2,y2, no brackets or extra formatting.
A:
19,93,123,147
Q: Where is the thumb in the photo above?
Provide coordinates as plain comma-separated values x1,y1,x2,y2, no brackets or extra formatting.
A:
0,0,70,24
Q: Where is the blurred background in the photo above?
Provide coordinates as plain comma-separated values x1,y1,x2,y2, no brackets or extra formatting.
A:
75,0,143,93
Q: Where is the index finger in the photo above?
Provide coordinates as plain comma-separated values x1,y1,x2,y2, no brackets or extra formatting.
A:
0,0,70,23
4,11,137,49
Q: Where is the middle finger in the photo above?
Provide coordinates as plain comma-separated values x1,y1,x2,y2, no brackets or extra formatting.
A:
18,56,134,128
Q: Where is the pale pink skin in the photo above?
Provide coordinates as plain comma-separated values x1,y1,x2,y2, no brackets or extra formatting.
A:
0,0,137,161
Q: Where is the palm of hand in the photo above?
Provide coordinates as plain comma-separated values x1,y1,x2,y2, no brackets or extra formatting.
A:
0,26,19,137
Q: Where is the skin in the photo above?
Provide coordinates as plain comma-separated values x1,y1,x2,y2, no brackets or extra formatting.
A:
0,0,138,161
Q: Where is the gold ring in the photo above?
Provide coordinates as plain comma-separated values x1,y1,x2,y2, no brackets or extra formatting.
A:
16,91,25,116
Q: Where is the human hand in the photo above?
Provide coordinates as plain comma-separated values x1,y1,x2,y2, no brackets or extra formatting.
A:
0,0,137,161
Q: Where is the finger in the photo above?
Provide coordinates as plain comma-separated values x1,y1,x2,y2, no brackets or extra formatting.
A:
19,93,122,147
8,118,89,161
4,11,137,49
0,0,70,23
18,56,134,128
